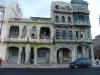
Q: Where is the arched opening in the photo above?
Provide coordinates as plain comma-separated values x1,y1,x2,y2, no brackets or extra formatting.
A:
8,47,19,64
31,26,37,38
57,48,71,64
55,16,59,23
62,30,67,39
21,47,26,64
29,47,34,64
77,46,83,58
40,27,50,39
62,16,65,23
85,46,92,59
68,16,71,23
37,47,50,64
55,30,61,39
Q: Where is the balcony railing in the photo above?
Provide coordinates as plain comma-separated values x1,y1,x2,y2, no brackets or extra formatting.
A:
73,8,90,14
29,36,53,43
54,21,74,25
74,21,90,26
54,37,92,43
75,38,92,43
4,36,27,42
53,8,73,13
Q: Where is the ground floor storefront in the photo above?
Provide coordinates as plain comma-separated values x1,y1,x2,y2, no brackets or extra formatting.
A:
0,43,94,65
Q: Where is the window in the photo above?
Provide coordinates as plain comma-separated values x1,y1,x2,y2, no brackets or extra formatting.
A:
87,29,90,38
31,26,37,38
55,16,59,23
55,30,60,39
68,31,73,40
9,26,19,37
65,6,71,10
55,5,60,9
62,16,65,23
61,6,65,10
62,30,67,39
76,31,78,38
80,29,84,38
22,26,27,38
79,16,84,22
40,27,50,39
68,16,71,22
38,49,46,57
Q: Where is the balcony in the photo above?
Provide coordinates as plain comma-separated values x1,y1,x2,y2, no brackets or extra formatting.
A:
75,38,92,43
53,8,73,13
54,21,74,25
4,36,27,42
29,37,53,43
74,21,90,26
54,38,75,42
29,37,38,43
39,38,53,43
73,8,90,14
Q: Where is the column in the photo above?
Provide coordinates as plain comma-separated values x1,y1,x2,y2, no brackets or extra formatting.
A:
25,44,30,64
19,26,22,38
50,46,54,64
91,45,94,61
37,26,40,40
72,45,76,61
53,46,57,64
17,47,22,64
34,47,37,65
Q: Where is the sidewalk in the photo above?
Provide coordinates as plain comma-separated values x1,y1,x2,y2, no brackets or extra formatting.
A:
0,64,69,68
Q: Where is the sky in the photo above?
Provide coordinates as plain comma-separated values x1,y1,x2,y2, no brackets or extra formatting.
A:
1,0,100,39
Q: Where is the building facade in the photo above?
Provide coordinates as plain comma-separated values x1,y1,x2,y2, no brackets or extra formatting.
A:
0,0,94,65
93,35,100,60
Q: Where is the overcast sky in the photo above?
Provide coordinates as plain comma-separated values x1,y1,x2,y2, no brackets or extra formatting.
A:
2,0,100,39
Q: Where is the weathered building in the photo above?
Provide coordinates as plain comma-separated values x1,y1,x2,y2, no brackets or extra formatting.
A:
93,35,100,59
0,0,94,65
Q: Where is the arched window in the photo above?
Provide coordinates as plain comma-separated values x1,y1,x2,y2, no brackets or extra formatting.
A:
31,26,37,38
55,16,59,23
62,16,65,23
22,26,27,38
62,30,67,39
9,26,19,37
68,16,71,22
55,30,60,39
77,46,83,58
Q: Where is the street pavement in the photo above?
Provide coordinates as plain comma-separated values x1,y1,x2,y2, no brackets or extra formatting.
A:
0,67,100,75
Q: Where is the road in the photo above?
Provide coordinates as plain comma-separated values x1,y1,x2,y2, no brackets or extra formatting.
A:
0,67,100,75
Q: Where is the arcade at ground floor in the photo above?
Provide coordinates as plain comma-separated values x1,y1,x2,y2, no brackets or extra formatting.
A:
0,43,94,65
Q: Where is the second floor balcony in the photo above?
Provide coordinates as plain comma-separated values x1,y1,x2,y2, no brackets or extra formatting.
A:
75,38,92,43
4,36,27,42
53,8,73,13
74,21,90,26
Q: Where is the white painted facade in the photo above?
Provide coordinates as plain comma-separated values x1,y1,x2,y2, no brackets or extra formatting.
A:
0,0,94,65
